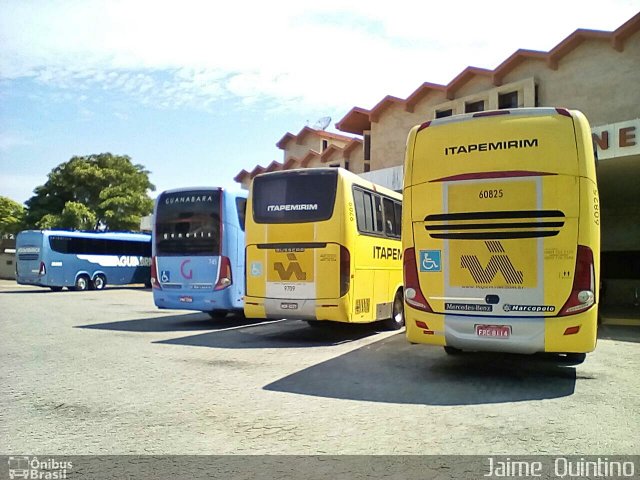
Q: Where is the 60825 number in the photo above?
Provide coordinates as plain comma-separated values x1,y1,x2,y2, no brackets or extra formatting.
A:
479,189,503,199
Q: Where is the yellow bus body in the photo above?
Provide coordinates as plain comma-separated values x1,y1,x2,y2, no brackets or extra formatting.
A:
402,108,600,355
245,168,404,327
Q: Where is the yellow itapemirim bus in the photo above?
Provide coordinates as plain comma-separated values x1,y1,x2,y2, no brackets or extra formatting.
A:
245,167,405,330
402,107,600,363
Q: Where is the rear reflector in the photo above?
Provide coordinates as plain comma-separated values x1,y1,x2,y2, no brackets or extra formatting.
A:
564,326,581,335
403,248,433,312
415,320,429,329
558,245,595,316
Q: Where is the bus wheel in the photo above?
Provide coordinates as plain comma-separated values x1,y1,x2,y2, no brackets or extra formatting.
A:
92,274,106,290
382,291,405,330
49,286,63,292
208,310,228,319
73,275,90,291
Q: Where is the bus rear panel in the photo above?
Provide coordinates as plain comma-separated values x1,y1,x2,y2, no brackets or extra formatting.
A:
403,108,599,356
244,169,350,321
151,188,246,314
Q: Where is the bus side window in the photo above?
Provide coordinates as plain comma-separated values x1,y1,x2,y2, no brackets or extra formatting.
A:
374,196,383,233
353,188,375,233
383,198,397,237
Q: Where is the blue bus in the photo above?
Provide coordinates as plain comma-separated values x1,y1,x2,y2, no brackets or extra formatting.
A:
151,187,247,318
16,230,151,291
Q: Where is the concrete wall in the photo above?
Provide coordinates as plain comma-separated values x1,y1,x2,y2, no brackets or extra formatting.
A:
0,253,15,280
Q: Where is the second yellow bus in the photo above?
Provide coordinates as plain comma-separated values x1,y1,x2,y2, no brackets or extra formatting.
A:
245,167,404,330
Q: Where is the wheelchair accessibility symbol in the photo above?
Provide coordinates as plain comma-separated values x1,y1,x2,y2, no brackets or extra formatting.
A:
160,270,170,283
419,250,441,272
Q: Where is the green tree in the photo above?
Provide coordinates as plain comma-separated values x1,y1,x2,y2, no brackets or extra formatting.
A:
0,195,25,236
24,153,155,231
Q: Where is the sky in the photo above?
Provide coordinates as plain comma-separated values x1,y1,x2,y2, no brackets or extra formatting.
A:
1,0,638,205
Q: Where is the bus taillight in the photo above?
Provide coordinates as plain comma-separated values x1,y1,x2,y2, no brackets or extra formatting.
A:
39,261,46,276
150,256,161,290
403,248,433,312
559,245,595,316
215,256,232,290
340,245,350,297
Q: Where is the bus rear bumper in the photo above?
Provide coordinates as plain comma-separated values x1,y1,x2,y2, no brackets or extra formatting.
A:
153,290,242,312
244,296,350,321
406,307,598,354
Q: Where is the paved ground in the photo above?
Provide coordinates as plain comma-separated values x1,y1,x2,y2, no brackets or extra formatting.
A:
1,280,639,455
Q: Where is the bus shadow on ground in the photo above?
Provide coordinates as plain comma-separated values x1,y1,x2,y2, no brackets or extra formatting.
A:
75,312,265,333
155,320,383,349
264,334,579,405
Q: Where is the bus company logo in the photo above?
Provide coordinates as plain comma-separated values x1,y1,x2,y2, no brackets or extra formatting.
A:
17,247,40,254
444,138,539,156
504,304,555,313
8,456,73,479
117,256,150,267
274,253,306,281
461,241,524,285
373,246,402,260
164,194,213,204
266,204,318,212
180,259,193,279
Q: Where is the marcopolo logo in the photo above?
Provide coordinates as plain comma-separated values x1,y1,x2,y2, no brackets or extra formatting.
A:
8,456,72,479
503,304,555,313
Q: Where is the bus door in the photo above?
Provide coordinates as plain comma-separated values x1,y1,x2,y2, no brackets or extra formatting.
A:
410,113,583,347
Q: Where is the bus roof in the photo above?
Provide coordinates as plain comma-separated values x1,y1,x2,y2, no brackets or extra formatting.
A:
18,230,151,241
253,167,402,201
417,107,575,130
157,186,247,198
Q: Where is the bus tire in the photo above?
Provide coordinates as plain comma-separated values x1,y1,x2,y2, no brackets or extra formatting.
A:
208,310,228,319
73,275,90,291
382,290,405,330
92,274,106,290
49,286,63,292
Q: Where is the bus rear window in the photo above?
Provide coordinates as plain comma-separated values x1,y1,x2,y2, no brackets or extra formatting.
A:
155,190,221,256
252,171,338,224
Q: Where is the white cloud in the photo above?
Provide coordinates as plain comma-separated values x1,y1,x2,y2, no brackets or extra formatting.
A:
0,132,31,151
0,0,637,111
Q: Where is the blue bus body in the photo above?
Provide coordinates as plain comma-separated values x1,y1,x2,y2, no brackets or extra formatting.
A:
15,230,151,291
151,187,247,316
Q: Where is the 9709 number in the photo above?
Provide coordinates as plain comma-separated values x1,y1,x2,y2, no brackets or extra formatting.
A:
479,189,503,199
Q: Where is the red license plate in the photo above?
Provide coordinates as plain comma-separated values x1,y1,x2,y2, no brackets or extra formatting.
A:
475,324,511,338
